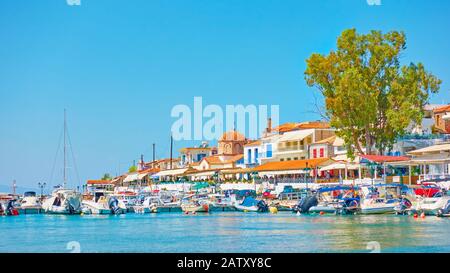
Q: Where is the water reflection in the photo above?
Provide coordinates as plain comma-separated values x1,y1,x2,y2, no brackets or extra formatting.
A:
1,212,449,252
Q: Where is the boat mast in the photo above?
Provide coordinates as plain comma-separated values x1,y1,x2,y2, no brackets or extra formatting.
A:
63,109,67,189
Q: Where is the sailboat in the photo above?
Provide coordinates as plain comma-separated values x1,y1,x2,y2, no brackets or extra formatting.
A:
42,110,82,215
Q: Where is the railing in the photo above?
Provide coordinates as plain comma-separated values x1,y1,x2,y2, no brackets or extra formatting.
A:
419,174,450,182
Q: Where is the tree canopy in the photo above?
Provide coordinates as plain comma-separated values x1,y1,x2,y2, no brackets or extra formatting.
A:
305,29,441,157
101,173,112,181
128,165,137,173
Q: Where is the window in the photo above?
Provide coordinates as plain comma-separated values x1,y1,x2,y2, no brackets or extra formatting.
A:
197,154,206,162
294,157,298,160
287,158,291,161
313,149,317,158
266,144,273,158
280,158,285,161
255,148,259,161
319,148,324,158
247,149,252,164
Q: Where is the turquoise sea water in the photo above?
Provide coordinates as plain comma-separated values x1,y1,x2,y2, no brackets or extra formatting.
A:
1,212,449,253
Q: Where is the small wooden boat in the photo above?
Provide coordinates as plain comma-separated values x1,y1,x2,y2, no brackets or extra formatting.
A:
181,202,209,213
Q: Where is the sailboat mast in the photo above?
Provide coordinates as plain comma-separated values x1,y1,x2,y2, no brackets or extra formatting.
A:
63,109,67,189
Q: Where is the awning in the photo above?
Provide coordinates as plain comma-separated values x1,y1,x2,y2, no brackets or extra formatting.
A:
277,129,313,142
408,143,450,155
319,162,359,172
258,169,308,176
252,158,332,172
360,155,410,164
332,154,360,163
188,170,217,178
153,168,188,177
123,173,139,183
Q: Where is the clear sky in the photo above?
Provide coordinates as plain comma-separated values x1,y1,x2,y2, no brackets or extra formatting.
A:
0,0,449,191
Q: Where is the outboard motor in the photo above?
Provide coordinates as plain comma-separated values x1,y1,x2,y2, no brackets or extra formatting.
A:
6,200,19,216
109,197,121,215
437,201,450,217
68,204,75,215
293,195,318,213
395,198,412,215
257,200,268,212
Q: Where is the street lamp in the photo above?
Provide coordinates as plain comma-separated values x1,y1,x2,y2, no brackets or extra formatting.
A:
38,182,46,199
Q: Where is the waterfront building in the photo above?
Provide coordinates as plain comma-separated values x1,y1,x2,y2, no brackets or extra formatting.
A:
179,141,217,168
433,104,450,134
243,140,261,168
258,128,335,164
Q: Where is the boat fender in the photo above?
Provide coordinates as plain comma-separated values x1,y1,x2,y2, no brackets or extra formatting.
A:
413,213,418,218
420,212,426,218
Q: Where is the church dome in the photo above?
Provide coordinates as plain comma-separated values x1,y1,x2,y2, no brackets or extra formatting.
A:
219,130,246,141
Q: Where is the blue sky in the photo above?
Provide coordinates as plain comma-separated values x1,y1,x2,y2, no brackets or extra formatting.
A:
1,0,449,191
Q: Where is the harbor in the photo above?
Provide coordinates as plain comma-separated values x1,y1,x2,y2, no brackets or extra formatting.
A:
2,212,450,253
2,0,450,256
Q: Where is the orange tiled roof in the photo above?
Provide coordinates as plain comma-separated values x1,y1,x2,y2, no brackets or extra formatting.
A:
244,140,261,147
138,168,160,174
273,121,330,133
253,158,330,172
203,154,244,165
219,130,246,141
179,147,212,152
434,105,450,113
87,180,114,185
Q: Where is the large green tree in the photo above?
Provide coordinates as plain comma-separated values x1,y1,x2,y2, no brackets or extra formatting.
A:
305,29,441,157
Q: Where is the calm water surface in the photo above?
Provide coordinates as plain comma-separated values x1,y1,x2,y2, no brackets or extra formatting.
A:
1,212,449,253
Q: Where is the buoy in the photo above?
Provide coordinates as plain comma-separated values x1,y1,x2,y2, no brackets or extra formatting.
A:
296,211,301,216
244,210,248,213
184,211,189,215
320,211,325,215
269,207,278,214
420,212,426,218
413,213,418,218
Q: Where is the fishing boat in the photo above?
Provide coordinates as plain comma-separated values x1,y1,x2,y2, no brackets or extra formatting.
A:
207,193,235,211
133,195,158,213
110,191,139,212
141,191,182,212
18,191,42,214
42,188,82,214
181,201,209,213
273,191,302,211
233,196,268,212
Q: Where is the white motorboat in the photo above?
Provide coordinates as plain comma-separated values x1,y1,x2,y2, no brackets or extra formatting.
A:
414,195,450,216
360,198,400,214
82,191,127,215
18,191,42,214
42,188,82,214
359,184,403,214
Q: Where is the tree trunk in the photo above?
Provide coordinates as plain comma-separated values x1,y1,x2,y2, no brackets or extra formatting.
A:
365,126,372,155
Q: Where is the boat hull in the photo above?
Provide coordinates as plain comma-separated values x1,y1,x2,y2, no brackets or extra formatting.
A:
182,204,209,213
